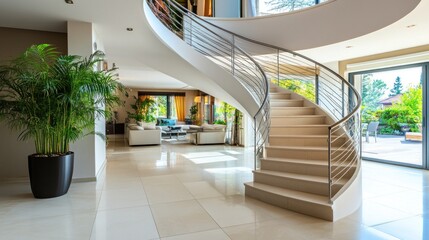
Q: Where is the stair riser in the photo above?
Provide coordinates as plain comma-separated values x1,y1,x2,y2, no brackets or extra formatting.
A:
270,101,303,107
261,160,356,178
271,108,315,116
271,117,326,125
261,160,328,177
254,172,329,196
266,148,329,160
269,137,345,147
270,94,291,100
245,185,333,221
270,127,329,135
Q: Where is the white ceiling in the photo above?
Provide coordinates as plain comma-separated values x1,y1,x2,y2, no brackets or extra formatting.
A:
0,0,427,89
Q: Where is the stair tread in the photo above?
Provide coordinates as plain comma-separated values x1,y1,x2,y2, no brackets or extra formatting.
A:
270,99,301,102
265,145,345,151
271,115,325,118
271,124,330,128
271,106,314,109
269,134,340,138
254,169,329,183
245,182,331,206
262,157,327,166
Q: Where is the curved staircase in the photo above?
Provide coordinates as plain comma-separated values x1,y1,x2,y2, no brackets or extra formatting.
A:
245,85,357,220
143,0,362,221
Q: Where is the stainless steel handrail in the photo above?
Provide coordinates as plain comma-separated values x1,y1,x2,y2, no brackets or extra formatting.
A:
146,0,361,201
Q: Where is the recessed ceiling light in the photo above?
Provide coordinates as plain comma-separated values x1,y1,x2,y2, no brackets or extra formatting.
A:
65,0,74,4
406,24,416,28
126,28,133,31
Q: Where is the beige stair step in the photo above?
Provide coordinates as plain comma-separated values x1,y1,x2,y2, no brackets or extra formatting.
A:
271,107,315,116
270,125,329,135
253,170,335,196
270,92,291,100
260,157,355,178
270,99,304,107
269,134,345,147
271,115,326,125
244,182,333,221
265,145,347,160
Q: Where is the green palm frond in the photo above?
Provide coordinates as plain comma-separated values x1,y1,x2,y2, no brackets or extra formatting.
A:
0,44,123,155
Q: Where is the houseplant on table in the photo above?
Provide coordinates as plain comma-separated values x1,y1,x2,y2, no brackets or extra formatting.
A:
0,44,123,198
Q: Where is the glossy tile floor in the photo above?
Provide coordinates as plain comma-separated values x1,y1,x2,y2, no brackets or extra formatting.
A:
0,140,428,240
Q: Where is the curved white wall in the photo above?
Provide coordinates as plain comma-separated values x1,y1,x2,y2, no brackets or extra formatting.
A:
142,2,260,117
206,0,420,50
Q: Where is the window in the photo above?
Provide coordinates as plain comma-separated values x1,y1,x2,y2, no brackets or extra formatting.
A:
139,92,185,120
258,0,323,16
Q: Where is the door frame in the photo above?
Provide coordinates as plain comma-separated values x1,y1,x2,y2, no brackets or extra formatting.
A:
349,62,429,169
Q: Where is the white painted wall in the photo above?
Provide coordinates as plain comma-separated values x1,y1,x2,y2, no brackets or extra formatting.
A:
68,21,107,181
0,125,34,181
92,28,107,179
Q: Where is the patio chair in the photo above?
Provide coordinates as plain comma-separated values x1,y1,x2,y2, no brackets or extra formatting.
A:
365,121,379,143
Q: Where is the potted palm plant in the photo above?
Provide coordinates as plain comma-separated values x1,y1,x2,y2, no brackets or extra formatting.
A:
0,44,123,198
128,96,157,126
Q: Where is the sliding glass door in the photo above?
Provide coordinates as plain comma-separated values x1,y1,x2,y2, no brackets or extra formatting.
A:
350,63,429,169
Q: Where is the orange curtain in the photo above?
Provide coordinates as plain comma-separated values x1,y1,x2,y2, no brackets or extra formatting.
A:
139,95,149,101
174,95,185,121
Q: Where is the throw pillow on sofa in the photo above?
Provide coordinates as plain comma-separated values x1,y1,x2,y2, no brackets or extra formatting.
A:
129,125,144,130
137,121,156,130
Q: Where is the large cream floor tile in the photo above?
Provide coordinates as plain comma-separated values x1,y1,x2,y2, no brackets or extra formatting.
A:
222,220,309,240
198,195,292,227
183,181,224,199
370,190,429,215
144,183,194,204
361,178,409,199
345,199,414,227
141,175,180,186
91,206,159,240
162,229,231,240
98,188,148,211
0,212,95,240
324,226,400,240
102,176,144,190
150,200,219,237
0,194,99,225
374,214,429,240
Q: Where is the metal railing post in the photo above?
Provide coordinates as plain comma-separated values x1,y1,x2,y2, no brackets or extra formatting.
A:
254,116,257,170
277,49,280,85
315,65,319,104
342,81,345,118
231,35,235,75
328,127,332,203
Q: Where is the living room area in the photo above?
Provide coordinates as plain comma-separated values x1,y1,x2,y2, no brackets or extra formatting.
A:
108,87,248,147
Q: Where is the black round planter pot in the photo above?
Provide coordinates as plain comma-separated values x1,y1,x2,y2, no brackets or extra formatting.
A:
28,152,74,199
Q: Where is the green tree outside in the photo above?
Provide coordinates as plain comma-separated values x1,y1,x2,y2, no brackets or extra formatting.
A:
389,76,403,96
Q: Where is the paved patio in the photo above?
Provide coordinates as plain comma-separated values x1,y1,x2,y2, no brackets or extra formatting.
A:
362,135,422,166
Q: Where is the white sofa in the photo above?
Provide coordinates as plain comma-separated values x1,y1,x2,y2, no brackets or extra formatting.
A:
125,124,161,146
190,124,226,145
